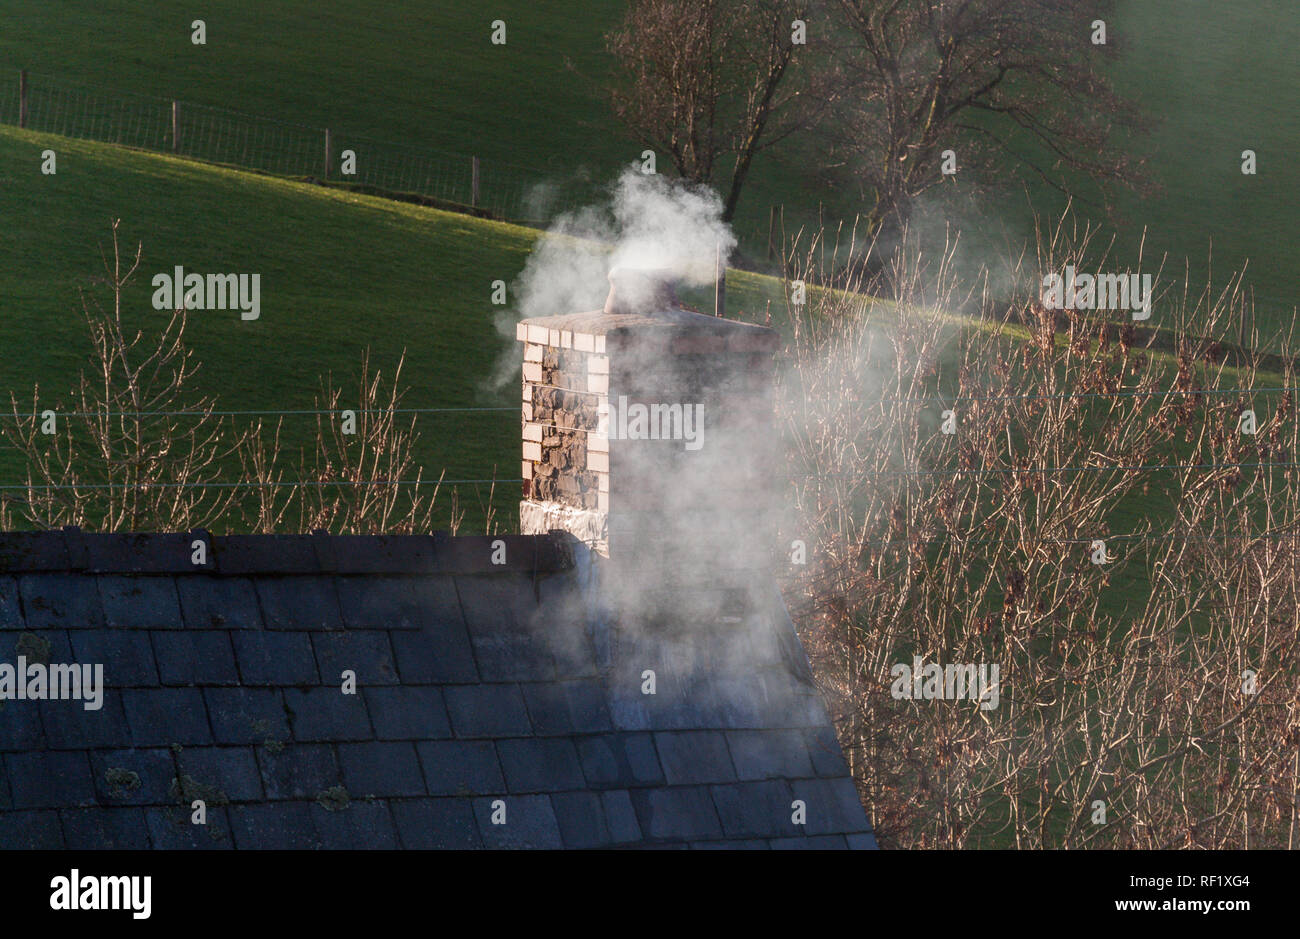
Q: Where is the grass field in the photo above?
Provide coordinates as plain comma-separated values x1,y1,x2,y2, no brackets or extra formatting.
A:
0,1,1292,533
1054,0,1298,336
4,1,1290,333
0,125,787,530
0,0,819,246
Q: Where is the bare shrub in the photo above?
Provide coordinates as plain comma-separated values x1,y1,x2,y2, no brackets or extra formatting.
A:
4,221,471,536
5,219,240,531
779,213,1300,848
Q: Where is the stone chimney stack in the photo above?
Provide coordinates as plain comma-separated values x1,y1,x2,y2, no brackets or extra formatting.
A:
516,268,780,573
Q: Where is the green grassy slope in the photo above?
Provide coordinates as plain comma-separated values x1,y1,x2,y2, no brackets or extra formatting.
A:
1105,0,1299,331
1,2,1292,329
922,1,1298,335
0,0,813,248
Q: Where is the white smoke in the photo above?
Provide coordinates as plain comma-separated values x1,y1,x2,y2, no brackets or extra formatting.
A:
514,167,737,319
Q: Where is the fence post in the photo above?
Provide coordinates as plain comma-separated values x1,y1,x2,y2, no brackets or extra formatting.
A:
714,240,727,317
323,128,332,180
171,100,180,153
18,70,27,129
471,156,480,208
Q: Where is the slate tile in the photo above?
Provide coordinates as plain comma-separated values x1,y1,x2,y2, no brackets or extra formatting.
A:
789,777,872,836
416,740,505,796
255,576,343,630
710,780,800,839
443,684,530,737
213,535,318,574
466,631,556,682
229,802,320,849
690,839,769,850
121,687,212,745
283,687,372,742
69,629,159,687
535,571,598,679
654,731,737,785
454,574,533,629
151,631,240,686
60,807,152,849
7,627,73,665
323,536,438,574
337,741,425,797
457,575,556,681
601,790,642,844
629,786,723,842
145,804,233,849
5,751,95,808
739,618,786,668
389,622,477,684
0,810,64,849
549,627,600,681
0,531,70,571
608,663,698,731
18,574,103,629
98,575,183,629
473,794,563,849
443,537,541,574
89,748,177,806
757,672,828,727
726,729,815,781
204,687,289,745
496,738,584,794
231,631,319,686
0,576,22,629
257,743,342,801
576,733,664,789
312,630,398,686
704,673,772,729
363,686,450,740
847,831,878,849
311,798,400,849
39,694,131,750
550,790,609,848
335,574,459,630
81,532,196,573
521,681,612,735
176,575,262,629
804,726,851,778
390,797,480,849
770,834,849,850
0,699,43,750
176,746,264,802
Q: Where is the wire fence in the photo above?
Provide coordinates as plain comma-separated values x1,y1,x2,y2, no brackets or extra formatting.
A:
0,69,587,224
0,409,1295,491
0,382,1287,422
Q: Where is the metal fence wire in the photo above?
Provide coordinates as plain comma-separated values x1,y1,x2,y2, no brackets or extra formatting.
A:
1,70,576,224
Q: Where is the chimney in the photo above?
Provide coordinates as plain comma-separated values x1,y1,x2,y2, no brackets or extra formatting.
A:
516,267,780,574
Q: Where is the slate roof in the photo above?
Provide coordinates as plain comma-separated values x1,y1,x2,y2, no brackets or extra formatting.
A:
0,528,876,849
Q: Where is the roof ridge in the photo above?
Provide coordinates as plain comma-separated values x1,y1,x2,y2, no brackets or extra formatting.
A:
0,529,577,575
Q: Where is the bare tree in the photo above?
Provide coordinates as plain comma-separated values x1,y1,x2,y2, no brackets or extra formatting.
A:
778,211,1300,848
606,0,819,222
822,0,1154,239
5,219,242,531
6,221,474,537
